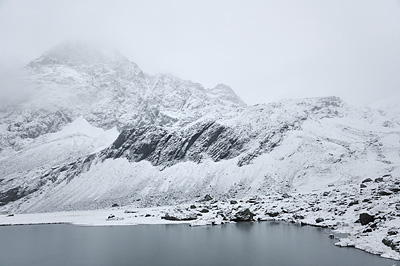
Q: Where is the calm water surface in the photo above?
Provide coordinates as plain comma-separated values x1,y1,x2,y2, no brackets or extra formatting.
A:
0,222,397,266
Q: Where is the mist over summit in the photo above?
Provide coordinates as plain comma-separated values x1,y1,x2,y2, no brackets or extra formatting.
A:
1,42,245,145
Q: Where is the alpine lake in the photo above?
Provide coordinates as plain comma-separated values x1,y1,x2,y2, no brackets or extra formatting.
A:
0,221,397,266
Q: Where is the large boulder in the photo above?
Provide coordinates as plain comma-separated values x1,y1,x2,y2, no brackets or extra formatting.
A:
265,211,279,217
199,194,213,202
362,178,373,183
382,237,400,253
233,208,255,221
161,213,197,221
359,213,375,225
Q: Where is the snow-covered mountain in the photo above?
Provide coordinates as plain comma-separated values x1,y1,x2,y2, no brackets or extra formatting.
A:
0,42,246,207
1,42,400,258
1,91,399,211
0,42,245,152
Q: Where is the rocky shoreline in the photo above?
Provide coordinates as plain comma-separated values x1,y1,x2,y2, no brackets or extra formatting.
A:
1,178,399,261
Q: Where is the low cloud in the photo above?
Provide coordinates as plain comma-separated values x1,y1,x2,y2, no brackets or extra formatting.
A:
1,0,399,106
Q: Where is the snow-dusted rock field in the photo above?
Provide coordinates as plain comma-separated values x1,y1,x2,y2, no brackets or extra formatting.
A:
0,43,399,260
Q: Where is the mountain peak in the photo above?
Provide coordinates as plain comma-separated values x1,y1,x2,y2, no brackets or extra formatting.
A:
29,41,129,67
208,83,246,106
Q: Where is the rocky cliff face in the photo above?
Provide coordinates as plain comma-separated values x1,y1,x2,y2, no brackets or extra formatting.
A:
3,92,400,214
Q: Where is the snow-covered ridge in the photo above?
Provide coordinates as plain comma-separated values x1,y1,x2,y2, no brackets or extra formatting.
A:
1,94,399,211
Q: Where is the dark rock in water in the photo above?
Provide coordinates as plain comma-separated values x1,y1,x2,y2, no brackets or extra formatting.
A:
190,205,196,209
265,211,279,217
359,213,375,225
378,190,392,196
145,214,151,217
388,229,398,236
374,177,384,183
108,214,115,219
233,208,255,221
348,200,359,207
282,193,290,198
7,214,14,217
161,213,197,221
230,200,238,205
199,209,209,213
382,174,392,178
322,191,330,196
360,183,367,188
315,218,324,223
362,198,371,203
362,178,372,183
112,203,119,207
329,234,335,239
199,194,213,202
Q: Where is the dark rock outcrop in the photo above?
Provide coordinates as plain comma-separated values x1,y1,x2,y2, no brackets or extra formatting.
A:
348,200,359,207
161,213,197,221
199,194,213,202
378,190,392,196
101,122,245,167
265,211,279,217
0,187,38,206
293,214,305,220
382,237,400,253
362,178,373,183
233,208,255,221
359,213,375,225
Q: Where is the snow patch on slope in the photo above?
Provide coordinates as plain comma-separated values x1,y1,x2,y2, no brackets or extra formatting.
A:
49,116,119,152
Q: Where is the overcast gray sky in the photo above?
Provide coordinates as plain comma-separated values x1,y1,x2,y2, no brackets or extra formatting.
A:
1,0,399,106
